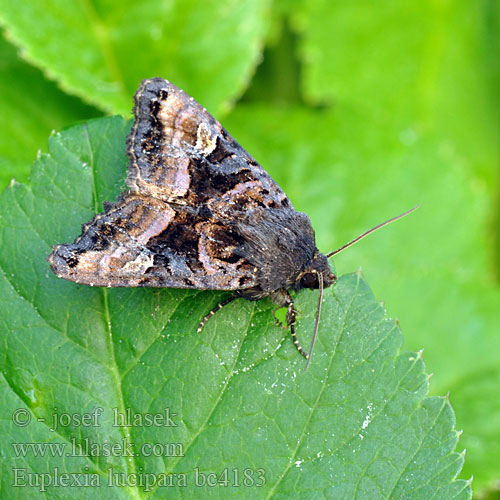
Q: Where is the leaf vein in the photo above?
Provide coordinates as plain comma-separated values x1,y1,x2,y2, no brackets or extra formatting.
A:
144,301,257,498
265,274,362,498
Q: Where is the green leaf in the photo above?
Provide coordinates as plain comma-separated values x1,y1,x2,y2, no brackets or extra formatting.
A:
0,32,101,192
449,368,500,491
0,0,271,116
240,1,500,492
293,0,500,181
223,103,500,495
0,117,469,498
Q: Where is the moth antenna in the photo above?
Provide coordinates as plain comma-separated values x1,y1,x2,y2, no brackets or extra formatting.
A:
326,204,420,259
304,270,323,371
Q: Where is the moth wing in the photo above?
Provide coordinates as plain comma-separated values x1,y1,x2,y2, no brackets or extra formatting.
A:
48,194,260,289
127,78,292,213
49,77,304,290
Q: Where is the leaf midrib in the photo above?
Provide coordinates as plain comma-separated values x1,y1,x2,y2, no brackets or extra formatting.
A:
84,124,140,499
80,0,128,97
144,300,257,498
265,275,361,498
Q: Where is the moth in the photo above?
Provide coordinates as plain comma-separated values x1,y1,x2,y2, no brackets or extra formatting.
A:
48,77,415,367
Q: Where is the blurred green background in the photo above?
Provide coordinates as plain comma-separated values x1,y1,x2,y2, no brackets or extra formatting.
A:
0,1,499,497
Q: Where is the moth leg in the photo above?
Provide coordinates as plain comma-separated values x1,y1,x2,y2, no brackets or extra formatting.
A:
197,295,238,333
282,291,309,360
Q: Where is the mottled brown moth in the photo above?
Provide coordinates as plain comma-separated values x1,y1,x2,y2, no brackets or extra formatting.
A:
49,78,416,367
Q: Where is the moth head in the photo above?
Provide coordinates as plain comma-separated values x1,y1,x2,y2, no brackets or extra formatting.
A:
297,251,337,291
